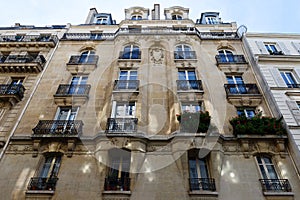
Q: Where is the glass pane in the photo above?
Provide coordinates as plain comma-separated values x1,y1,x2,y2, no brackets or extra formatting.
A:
235,76,244,84
266,165,278,179
246,109,255,118
178,71,187,80
188,71,196,80
119,71,128,80
189,159,198,178
226,76,234,84
286,73,296,84
199,159,209,178
259,165,268,179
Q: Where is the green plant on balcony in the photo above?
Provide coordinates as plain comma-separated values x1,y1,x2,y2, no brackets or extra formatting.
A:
176,111,211,133
229,114,286,136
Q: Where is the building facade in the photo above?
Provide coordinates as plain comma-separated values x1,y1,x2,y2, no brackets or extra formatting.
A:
0,4,299,200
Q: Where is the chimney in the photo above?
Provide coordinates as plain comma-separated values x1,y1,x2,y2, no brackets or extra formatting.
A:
152,4,160,20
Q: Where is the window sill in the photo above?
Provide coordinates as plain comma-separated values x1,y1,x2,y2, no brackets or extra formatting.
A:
26,190,55,195
102,191,131,195
189,190,218,198
25,190,55,199
263,191,294,196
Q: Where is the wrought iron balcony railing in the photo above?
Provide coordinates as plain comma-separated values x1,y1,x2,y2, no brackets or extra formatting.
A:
215,55,247,64
61,33,115,41
286,84,300,88
174,51,197,60
0,54,46,64
54,84,91,96
224,84,260,95
177,80,203,91
113,80,139,91
0,35,58,45
27,177,59,191
118,51,141,59
104,177,130,191
32,120,83,137
189,178,216,191
259,179,292,192
106,118,138,133
0,84,25,99
67,55,99,65
199,32,240,40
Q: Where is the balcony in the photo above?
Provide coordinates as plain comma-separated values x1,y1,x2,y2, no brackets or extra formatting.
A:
0,55,46,73
177,111,211,133
199,32,240,40
61,33,115,41
104,177,130,191
53,84,91,105
113,80,139,91
224,84,262,107
189,178,216,191
174,51,197,60
32,120,83,138
118,51,141,60
0,35,58,48
259,179,292,192
269,50,284,55
177,80,203,91
66,55,99,74
215,55,248,73
27,177,58,191
106,118,138,134
0,84,25,106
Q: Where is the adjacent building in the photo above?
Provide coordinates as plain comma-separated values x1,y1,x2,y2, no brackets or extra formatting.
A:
0,4,299,200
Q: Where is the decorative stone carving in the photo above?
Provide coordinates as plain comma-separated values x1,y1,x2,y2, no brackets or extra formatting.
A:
150,47,164,64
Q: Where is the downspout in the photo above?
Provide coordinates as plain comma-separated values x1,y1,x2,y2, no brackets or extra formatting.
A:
0,38,60,161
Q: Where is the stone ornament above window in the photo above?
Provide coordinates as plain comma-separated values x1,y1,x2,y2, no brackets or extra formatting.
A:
150,47,164,64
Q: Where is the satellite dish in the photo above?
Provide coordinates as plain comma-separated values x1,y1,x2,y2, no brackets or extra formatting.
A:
237,25,247,37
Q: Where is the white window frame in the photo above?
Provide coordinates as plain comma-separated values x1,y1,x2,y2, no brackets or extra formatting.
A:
280,71,297,87
205,16,218,24
172,14,182,20
111,101,136,118
95,16,108,24
264,43,278,54
181,102,202,113
131,15,142,20
39,155,62,178
79,50,95,63
54,106,79,121
255,156,279,180
237,107,256,118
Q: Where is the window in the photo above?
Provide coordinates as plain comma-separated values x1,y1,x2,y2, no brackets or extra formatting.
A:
172,14,182,20
175,44,195,59
256,156,278,180
96,16,108,24
105,148,131,191
178,70,200,90
10,77,24,85
226,75,246,94
121,45,140,59
6,77,24,95
131,15,142,20
111,102,136,118
205,16,218,24
237,107,255,118
52,107,78,134
90,32,102,40
181,102,201,113
55,107,78,121
188,150,215,191
117,70,138,89
265,43,278,54
218,49,234,62
68,76,88,94
79,50,95,63
28,154,61,191
280,71,297,88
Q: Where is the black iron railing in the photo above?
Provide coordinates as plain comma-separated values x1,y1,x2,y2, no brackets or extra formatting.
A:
269,51,284,55
32,120,83,136
0,35,58,44
106,118,138,133
61,33,115,41
189,178,216,191
177,80,203,91
104,177,130,191
199,32,239,40
27,177,59,191
215,55,247,64
259,179,292,192
54,84,91,96
0,55,46,65
174,51,197,59
118,51,141,59
67,55,99,65
286,84,300,88
224,84,260,95
0,84,25,99
113,80,139,90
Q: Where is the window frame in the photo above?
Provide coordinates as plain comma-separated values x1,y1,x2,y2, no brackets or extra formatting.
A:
237,107,256,118
264,43,278,54
111,101,136,118
255,155,279,180
122,45,140,59
280,71,298,88
181,102,202,113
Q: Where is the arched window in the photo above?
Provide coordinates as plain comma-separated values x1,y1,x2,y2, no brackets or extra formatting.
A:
131,15,142,20
172,14,182,20
79,50,95,63
218,49,234,62
120,45,140,59
175,44,195,59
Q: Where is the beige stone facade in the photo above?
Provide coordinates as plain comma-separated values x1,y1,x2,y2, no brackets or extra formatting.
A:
0,4,299,200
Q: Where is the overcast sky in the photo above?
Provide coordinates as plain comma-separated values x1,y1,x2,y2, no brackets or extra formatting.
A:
0,0,299,33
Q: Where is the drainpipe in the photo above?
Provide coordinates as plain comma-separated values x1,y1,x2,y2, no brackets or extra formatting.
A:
0,37,60,161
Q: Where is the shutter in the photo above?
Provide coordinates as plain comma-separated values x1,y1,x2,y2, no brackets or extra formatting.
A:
291,41,300,54
255,41,269,54
111,101,117,118
278,42,290,55
269,68,287,87
294,68,300,82
286,100,300,125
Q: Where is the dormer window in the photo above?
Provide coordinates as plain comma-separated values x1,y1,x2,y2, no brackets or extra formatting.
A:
264,43,284,55
172,14,182,20
96,16,108,25
205,16,218,24
131,15,142,20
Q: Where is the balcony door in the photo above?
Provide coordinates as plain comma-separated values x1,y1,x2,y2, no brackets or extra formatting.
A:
39,155,61,179
68,76,88,94
118,70,137,89
178,70,198,90
53,107,78,133
79,50,95,63
218,49,234,62
123,45,140,59
111,102,136,118
256,156,278,180
226,75,246,94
